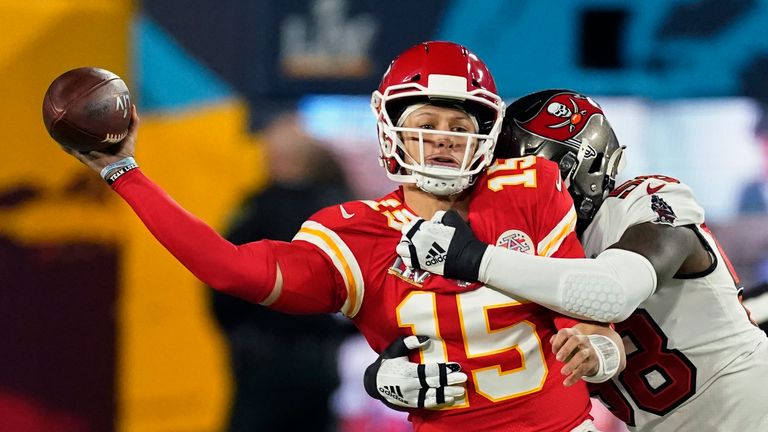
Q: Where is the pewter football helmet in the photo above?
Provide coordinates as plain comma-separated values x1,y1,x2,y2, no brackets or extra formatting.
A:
498,89,625,221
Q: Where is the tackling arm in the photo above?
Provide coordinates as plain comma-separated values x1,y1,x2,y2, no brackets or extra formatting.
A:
399,209,658,323
482,221,706,322
609,221,707,280
479,245,657,322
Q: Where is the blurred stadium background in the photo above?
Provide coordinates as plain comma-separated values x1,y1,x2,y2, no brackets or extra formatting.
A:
2,1,767,431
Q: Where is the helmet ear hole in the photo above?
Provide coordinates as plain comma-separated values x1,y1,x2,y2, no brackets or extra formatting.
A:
588,152,604,173
558,152,579,182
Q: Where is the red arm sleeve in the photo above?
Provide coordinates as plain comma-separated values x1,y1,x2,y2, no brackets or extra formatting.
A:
268,241,347,314
111,169,343,313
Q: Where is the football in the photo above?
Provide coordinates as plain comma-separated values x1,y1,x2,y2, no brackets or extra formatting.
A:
42,67,132,152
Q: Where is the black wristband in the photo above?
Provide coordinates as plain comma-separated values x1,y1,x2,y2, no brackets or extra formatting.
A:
445,236,487,281
442,210,488,281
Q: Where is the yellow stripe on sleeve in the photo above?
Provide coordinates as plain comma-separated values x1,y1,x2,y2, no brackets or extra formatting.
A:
537,207,577,257
293,221,364,317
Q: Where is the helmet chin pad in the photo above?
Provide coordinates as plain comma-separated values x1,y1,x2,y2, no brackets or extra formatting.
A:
414,171,473,196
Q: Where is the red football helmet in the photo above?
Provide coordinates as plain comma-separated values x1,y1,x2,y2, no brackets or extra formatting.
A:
371,41,505,195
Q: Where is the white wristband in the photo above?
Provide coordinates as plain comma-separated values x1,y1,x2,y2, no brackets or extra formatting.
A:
100,157,138,185
582,334,621,383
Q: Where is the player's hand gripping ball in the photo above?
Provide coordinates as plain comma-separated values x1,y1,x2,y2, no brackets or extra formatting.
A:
42,67,131,152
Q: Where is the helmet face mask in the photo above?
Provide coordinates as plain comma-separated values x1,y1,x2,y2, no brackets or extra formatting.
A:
371,41,505,196
500,90,626,221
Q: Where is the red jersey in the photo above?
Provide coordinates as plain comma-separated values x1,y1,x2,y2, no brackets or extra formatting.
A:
290,156,591,432
112,156,591,432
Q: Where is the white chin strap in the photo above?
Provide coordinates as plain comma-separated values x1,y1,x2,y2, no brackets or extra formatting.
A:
413,171,472,196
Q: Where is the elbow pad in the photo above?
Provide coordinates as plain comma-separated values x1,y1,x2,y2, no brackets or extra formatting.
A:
479,248,657,322
561,248,656,322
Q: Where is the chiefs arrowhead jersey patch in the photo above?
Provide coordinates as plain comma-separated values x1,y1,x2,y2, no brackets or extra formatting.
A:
496,230,535,254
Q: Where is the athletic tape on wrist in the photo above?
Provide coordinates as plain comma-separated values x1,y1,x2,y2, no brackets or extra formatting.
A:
582,334,621,383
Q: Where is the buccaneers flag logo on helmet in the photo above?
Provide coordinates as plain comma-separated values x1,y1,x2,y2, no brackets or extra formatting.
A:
515,92,604,144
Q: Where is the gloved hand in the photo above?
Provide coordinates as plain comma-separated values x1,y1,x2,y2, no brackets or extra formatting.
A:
396,210,489,281
364,335,467,410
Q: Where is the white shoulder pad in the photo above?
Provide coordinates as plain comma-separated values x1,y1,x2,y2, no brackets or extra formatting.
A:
582,176,705,258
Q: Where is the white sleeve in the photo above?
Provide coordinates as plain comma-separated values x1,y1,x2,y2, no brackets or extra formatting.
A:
478,247,657,322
